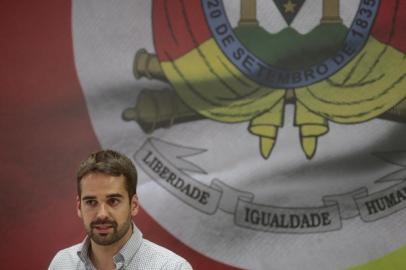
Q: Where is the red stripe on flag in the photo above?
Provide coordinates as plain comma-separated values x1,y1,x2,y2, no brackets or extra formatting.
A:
0,0,100,269
371,0,406,52
153,0,212,61
0,1,239,269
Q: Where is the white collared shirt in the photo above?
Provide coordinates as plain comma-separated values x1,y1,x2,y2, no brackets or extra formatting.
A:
48,224,193,270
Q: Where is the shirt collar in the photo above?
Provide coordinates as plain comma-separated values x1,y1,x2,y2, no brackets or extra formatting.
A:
77,237,91,265
77,222,143,267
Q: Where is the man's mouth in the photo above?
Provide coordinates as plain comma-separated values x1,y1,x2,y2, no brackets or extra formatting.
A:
93,224,114,233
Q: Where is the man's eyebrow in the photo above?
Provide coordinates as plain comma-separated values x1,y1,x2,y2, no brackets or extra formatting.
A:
106,193,124,198
82,196,96,201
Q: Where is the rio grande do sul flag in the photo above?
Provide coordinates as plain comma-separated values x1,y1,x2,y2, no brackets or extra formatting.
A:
1,0,406,269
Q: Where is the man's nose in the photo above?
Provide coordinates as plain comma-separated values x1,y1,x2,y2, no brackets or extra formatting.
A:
96,203,109,219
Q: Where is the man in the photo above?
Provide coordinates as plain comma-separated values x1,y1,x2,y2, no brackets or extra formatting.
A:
49,150,193,270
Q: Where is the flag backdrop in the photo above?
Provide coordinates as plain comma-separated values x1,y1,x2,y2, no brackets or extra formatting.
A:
1,0,406,269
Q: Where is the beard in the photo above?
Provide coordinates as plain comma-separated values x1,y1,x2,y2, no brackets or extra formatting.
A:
86,216,132,246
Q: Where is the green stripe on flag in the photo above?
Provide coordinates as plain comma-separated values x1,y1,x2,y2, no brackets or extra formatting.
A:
348,245,406,270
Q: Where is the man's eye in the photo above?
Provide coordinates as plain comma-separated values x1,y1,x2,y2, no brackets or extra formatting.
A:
85,200,97,207
108,198,120,206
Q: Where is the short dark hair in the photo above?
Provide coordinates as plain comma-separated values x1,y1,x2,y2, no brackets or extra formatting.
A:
77,150,137,199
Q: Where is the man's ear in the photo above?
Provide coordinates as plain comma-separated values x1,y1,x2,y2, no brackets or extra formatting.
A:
76,195,83,219
130,194,139,217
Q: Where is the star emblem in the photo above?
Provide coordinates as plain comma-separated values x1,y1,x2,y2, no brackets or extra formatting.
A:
273,0,305,25
284,0,297,13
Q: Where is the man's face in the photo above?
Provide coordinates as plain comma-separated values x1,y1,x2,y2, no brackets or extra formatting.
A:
77,173,138,246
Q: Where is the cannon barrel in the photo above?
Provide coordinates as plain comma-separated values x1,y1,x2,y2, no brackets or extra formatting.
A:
133,48,168,82
122,88,202,134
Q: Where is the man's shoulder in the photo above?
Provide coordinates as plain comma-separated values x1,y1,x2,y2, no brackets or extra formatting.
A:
140,239,181,258
136,239,193,269
48,243,83,269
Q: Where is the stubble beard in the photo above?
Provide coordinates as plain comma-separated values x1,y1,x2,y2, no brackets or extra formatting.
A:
87,215,132,246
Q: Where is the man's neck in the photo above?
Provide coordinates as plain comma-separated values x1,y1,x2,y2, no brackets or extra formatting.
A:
89,227,133,270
